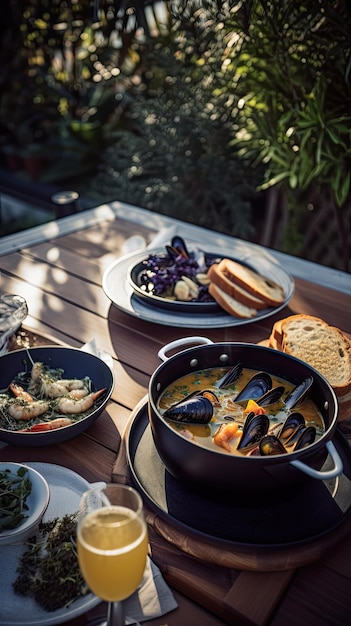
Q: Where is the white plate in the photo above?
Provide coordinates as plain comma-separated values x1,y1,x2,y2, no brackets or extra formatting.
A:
102,245,295,328
0,463,101,626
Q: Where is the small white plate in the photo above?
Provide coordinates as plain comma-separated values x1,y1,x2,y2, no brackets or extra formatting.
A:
0,463,101,626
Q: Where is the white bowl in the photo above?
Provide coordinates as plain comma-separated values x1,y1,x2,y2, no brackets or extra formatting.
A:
0,463,50,545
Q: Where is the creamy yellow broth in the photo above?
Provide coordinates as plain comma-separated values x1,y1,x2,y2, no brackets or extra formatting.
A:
157,367,325,456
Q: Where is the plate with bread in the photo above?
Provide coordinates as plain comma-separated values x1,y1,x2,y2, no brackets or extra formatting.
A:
103,239,295,328
262,314,351,422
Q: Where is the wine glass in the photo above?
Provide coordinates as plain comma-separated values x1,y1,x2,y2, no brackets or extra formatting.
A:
77,483,148,626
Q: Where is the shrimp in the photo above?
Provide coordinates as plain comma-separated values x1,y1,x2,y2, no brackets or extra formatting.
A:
213,422,239,453
41,378,88,398
24,417,73,432
60,379,87,390
67,388,89,399
9,383,34,403
8,400,50,421
56,388,107,414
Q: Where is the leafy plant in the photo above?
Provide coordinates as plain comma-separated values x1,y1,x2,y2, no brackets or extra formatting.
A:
88,1,263,239
0,1,166,181
225,0,351,269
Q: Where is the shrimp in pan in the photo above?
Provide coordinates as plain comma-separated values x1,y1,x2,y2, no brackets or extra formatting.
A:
41,378,89,398
23,417,73,432
9,383,34,403
56,388,107,414
8,400,50,421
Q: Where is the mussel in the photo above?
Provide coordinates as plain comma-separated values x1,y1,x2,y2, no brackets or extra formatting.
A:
215,363,243,389
259,435,287,456
237,412,270,450
163,395,213,424
166,236,190,259
294,425,316,450
234,372,272,403
259,415,316,455
283,376,313,410
255,385,285,407
278,412,306,444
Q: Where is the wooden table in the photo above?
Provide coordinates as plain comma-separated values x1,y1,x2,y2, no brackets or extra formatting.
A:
1,201,351,626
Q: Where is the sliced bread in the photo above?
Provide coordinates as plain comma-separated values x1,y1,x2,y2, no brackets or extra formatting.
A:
207,263,268,310
280,315,351,394
269,314,327,351
217,258,285,307
208,283,258,318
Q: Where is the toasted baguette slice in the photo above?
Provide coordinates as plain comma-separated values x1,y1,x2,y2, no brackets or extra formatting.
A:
208,283,257,318
217,258,285,307
280,316,351,394
269,314,326,351
207,263,267,310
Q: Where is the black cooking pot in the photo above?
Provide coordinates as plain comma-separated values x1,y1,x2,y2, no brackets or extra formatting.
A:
148,337,343,493
0,346,114,446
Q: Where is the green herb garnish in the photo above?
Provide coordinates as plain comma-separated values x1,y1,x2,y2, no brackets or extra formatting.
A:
0,466,32,531
13,513,89,611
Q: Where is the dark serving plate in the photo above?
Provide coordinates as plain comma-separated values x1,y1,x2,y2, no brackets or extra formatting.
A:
0,346,114,446
127,248,295,315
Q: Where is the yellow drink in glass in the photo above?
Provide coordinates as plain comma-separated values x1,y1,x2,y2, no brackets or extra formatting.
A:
77,505,148,602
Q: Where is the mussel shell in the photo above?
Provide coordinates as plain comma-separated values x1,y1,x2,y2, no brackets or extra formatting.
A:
294,426,316,450
237,412,270,450
259,435,287,456
163,395,213,424
284,376,313,410
215,363,243,389
167,236,190,258
278,412,306,443
234,372,272,402
256,385,285,407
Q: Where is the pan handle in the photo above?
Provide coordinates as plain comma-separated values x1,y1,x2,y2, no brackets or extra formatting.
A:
290,441,343,480
158,336,213,362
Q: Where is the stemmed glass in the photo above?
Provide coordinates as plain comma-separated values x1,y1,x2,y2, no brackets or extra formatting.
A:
77,483,148,626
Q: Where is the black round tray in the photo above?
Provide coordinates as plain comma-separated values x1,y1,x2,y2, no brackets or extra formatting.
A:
126,403,351,550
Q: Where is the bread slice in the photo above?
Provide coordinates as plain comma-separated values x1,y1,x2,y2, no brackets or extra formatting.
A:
207,263,267,310
280,316,351,394
217,258,285,307
269,314,326,351
208,283,257,318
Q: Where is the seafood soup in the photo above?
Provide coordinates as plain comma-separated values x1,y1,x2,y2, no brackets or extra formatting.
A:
157,366,325,456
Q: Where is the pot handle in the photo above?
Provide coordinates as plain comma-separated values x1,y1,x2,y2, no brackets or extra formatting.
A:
158,336,213,362
290,441,343,480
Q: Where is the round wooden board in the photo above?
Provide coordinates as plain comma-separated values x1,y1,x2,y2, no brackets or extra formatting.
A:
113,396,351,572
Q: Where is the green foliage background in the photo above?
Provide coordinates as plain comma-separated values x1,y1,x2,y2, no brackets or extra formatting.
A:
1,1,350,269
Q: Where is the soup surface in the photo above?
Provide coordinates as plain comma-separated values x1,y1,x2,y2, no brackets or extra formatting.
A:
157,367,325,456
